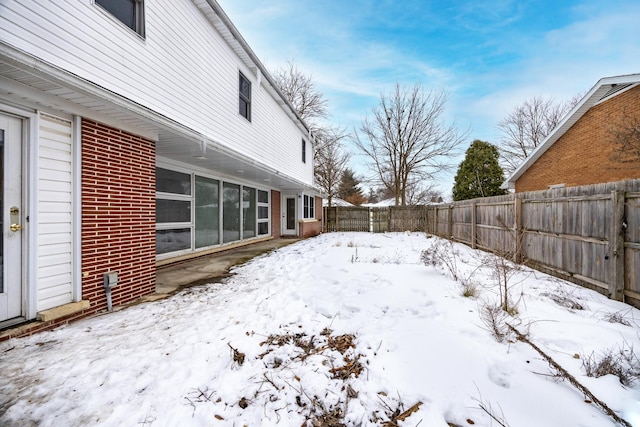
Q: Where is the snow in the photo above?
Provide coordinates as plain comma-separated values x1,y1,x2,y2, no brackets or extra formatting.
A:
1,232,640,427
362,198,396,207
323,198,353,207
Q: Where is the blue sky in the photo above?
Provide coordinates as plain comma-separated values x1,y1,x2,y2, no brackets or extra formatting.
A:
217,0,640,196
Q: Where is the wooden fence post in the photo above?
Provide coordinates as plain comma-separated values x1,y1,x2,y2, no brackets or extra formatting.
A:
447,205,453,239
431,206,436,235
514,197,523,263
323,206,326,232
609,190,625,301
471,201,477,249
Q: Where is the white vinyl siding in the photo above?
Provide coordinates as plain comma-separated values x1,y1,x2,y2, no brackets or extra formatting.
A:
0,0,313,186
37,113,74,310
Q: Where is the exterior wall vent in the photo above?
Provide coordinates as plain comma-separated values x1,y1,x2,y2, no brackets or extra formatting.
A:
599,83,632,101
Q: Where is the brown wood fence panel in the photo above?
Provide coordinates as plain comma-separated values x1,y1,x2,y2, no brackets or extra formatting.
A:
322,179,640,308
625,193,640,305
476,197,515,254
389,206,426,232
323,206,337,232
372,207,389,233
433,206,451,238
521,196,612,287
325,206,369,232
451,203,473,245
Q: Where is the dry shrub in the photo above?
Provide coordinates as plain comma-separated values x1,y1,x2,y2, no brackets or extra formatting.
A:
479,302,512,343
603,310,632,326
541,291,584,311
421,239,459,281
461,282,479,298
582,343,640,387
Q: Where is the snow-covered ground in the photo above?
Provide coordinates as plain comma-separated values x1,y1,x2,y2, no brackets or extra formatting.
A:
1,232,639,427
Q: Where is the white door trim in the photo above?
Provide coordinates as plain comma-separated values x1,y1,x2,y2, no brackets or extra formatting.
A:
0,112,24,323
0,104,37,324
282,195,298,236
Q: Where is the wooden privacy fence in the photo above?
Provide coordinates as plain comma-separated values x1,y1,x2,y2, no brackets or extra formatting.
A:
323,206,427,233
323,179,640,308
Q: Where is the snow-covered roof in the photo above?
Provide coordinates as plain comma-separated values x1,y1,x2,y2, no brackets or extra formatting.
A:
323,198,353,207
362,198,397,207
362,198,446,207
503,73,640,189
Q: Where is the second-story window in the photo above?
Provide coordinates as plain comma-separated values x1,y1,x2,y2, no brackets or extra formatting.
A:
239,72,251,121
96,0,145,37
302,139,306,163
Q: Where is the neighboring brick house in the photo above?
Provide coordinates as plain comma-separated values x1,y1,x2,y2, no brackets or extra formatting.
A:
0,0,322,339
504,74,640,192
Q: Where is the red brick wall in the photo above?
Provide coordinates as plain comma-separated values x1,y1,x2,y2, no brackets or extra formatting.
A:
271,190,281,237
315,196,323,221
1,119,157,341
81,119,156,312
516,85,640,192
299,221,322,238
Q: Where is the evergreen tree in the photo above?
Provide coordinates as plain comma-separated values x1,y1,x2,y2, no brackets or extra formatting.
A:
453,140,507,201
338,168,365,205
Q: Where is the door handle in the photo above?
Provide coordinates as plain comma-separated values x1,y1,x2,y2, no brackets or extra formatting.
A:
9,206,21,232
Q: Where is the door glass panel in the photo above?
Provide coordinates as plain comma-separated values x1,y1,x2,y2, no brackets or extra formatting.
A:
223,183,240,242
195,176,219,248
286,198,296,230
0,129,4,293
243,187,256,239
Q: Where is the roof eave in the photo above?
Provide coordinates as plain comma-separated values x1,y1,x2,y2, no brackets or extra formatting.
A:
503,73,640,188
200,0,312,138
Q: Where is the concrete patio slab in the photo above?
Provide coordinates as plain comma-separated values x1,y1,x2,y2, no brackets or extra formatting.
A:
153,238,299,297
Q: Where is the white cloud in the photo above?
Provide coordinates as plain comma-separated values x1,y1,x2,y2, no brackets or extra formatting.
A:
217,0,640,197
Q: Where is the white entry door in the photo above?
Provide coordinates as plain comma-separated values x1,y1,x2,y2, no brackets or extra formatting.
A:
0,112,23,323
282,196,297,236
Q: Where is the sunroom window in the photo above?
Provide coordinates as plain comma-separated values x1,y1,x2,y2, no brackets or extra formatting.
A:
156,167,270,256
156,168,192,255
243,187,257,239
223,183,241,243
257,190,270,235
195,176,220,248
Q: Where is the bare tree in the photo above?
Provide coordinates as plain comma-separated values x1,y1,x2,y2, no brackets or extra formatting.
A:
405,179,442,205
313,126,349,207
272,61,350,204
609,108,640,163
498,95,582,174
272,61,328,128
354,83,465,206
